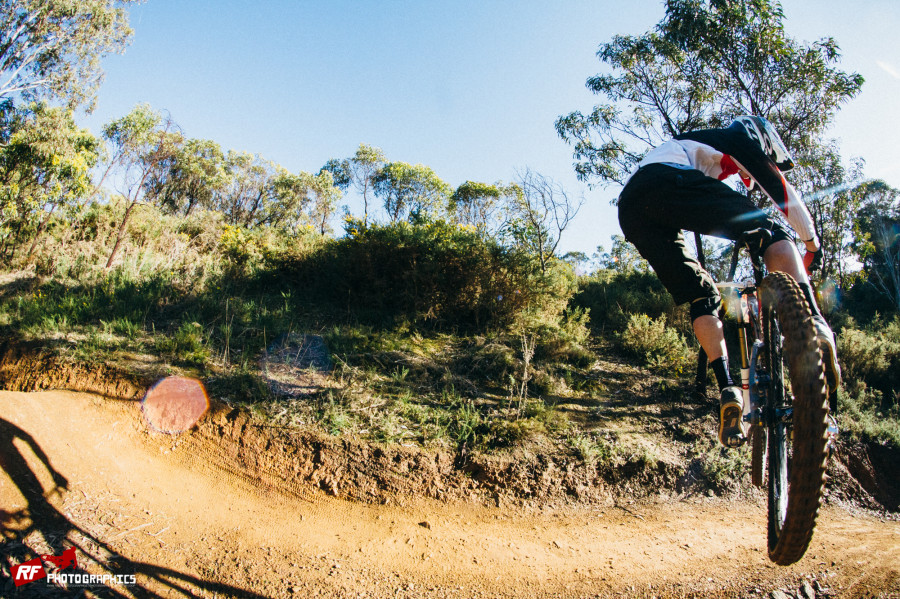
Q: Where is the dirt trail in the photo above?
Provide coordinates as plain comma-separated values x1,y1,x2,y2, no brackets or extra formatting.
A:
1,391,898,598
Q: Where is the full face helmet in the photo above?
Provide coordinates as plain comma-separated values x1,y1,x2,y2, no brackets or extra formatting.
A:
731,115,795,172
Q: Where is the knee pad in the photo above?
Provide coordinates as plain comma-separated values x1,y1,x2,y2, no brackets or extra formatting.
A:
690,294,722,321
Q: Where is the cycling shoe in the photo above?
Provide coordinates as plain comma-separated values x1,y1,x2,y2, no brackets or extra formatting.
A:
719,386,745,448
813,315,842,393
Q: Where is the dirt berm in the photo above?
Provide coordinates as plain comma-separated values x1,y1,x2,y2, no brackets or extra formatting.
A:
1,346,898,598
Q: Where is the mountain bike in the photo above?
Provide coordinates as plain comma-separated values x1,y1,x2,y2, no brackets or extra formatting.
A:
695,229,833,566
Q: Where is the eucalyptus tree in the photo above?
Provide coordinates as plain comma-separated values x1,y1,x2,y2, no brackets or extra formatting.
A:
303,169,341,235
373,161,450,224
348,144,385,225
319,158,351,191
262,169,311,232
0,0,140,110
556,0,864,187
449,180,514,235
790,141,866,286
505,169,583,274
218,151,276,227
152,138,227,217
0,102,99,261
101,104,182,268
853,181,900,312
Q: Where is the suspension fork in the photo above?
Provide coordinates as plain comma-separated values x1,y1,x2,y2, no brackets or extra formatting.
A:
733,287,755,416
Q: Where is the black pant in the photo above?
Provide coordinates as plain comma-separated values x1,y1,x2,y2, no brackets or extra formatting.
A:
618,164,790,306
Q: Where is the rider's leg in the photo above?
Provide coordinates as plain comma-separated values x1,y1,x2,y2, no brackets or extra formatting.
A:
691,299,743,448
617,166,748,445
763,240,841,390
692,313,736,389
762,239,809,285
693,314,734,387
692,314,727,361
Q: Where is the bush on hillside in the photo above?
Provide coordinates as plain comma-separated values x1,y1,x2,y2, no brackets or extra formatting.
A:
620,313,695,375
277,216,578,333
574,269,679,332
838,317,900,412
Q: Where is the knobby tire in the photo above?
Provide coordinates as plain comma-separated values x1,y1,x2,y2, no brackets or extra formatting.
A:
750,423,766,488
759,272,830,566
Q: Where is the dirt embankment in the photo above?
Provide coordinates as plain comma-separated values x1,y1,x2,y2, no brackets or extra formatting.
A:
1,342,899,598
2,390,899,599
1,340,897,516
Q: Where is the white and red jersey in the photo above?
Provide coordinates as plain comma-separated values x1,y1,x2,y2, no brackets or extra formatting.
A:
636,124,819,249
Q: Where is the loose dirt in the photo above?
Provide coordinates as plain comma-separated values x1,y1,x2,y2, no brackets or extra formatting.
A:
1,390,898,598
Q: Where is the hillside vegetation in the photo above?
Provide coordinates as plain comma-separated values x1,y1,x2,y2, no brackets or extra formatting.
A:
1,198,898,507
1,0,899,510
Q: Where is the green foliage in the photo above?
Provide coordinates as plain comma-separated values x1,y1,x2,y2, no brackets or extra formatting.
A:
503,169,582,275
281,216,576,332
557,0,864,186
0,102,100,263
347,143,385,225
620,313,695,375
155,321,209,365
574,269,676,332
594,235,650,273
154,137,227,216
838,318,900,403
450,180,514,235
851,181,900,312
835,317,900,448
373,161,451,223
568,433,616,466
838,387,900,449
0,0,139,110
700,443,750,493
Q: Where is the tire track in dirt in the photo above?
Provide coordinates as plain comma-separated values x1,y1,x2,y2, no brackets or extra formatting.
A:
1,390,898,598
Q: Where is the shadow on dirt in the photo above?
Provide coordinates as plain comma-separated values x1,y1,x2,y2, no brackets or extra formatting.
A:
0,417,266,598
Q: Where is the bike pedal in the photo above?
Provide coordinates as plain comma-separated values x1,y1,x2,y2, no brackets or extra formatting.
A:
726,434,746,448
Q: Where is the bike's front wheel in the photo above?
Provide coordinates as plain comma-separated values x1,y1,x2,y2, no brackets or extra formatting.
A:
750,422,766,488
759,272,830,566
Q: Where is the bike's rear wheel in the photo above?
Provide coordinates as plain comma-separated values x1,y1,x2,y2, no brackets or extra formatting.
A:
759,272,830,566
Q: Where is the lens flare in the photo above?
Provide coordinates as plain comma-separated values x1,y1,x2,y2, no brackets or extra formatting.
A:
816,278,841,314
142,376,210,434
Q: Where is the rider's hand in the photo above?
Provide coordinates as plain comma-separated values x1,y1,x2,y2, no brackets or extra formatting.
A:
803,239,822,275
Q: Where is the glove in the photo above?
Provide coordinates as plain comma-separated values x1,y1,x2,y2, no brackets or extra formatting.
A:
803,246,822,275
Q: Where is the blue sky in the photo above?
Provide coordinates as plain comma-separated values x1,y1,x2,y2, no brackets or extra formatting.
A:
79,0,900,257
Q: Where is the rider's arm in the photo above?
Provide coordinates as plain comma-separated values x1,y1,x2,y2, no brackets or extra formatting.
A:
748,167,822,273
774,175,819,251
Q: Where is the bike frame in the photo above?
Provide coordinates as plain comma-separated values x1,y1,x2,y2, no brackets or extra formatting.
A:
715,280,762,425
714,232,772,432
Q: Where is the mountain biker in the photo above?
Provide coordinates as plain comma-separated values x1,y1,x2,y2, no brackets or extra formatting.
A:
617,115,841,448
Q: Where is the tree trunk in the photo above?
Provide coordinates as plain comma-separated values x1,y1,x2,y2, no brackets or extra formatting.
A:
24,202,59,261
105,200,138,269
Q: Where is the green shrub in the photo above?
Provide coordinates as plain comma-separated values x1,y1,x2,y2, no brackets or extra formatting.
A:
155,321,209,365
574,269,676,332
834,317,900,448
620,313,695,375
700,444,750,493
838,383,900,448
277,217,577,333
568,433,615,466
838,318,900,405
